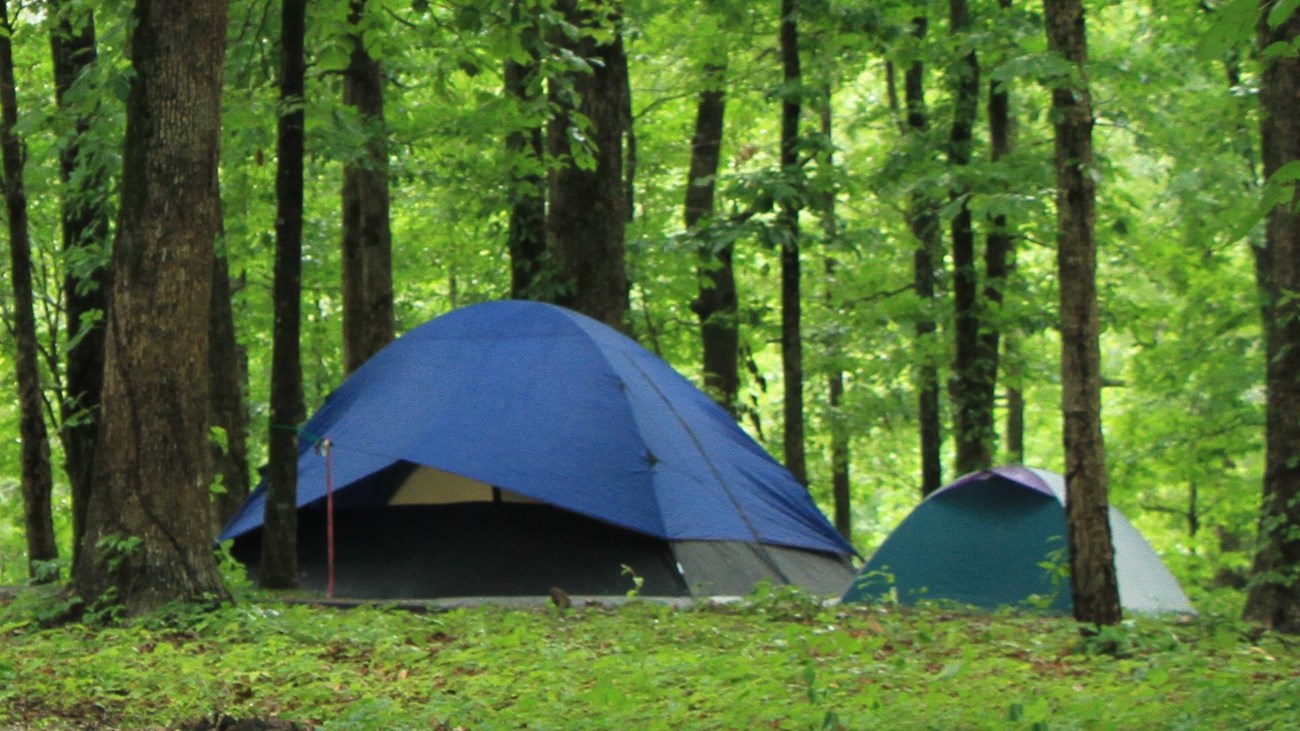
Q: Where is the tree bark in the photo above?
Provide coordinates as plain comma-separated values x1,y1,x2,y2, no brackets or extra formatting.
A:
902,16,944,497
1044,0,1121,628
1,0,58,581
820,103,851,539
685,60,738,415
260,0,308,589
505,0,546,299
341,0,394,374
48,1,109,564
209,243,250,533
546,0,629,331
949,0,990,475
779,0,806,486
1004,336,1026,464
72,0,231,614
1243,2,1300,633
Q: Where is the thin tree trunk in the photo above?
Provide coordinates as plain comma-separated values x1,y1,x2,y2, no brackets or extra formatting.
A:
1004,333,1025,463
546,0,629,330
686,60,738,415
901,16,944,497
341,0,394,374
817,88,850,539
48,1,108,564
210,243,250,533
779,0,806,486
1243,3,1300,633
1,0,58,581
980,0,1016,467
73,0,231,614
1044,0,1120,628
505,1,546,299
261,0,308,589
949,0,988,476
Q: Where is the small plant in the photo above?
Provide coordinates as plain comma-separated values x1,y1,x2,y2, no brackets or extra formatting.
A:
30,556,67,584
216,540,255,599
620,563,644,598
96,533,143,575
1026,538,1070,611
743,580,824,620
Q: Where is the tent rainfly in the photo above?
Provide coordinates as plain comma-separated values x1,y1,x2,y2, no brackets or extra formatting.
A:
221,300,857,599
842,465,1194,614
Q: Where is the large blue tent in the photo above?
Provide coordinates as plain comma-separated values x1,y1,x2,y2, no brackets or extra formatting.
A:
222,300,855,598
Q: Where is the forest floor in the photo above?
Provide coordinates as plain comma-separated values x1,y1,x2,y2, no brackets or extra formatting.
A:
0,584,1296,730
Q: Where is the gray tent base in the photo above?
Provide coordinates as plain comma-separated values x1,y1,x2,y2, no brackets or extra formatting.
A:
230,503,854,599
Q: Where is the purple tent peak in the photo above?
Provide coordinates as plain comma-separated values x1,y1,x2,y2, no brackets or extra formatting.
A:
938,464,1064,502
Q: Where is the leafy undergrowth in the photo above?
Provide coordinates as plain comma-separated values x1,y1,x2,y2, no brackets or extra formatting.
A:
0,587,1295,730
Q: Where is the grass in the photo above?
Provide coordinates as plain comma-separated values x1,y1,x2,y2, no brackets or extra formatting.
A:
0,585,1296,730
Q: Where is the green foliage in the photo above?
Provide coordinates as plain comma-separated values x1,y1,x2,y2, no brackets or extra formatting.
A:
0,597,1296,729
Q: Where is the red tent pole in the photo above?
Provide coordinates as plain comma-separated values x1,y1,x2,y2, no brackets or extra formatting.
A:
322,437,336,599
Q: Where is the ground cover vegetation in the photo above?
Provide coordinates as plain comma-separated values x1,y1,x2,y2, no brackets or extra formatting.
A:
1,583,1297,730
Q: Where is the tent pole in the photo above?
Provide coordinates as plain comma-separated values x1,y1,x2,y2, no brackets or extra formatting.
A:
324,438,336,599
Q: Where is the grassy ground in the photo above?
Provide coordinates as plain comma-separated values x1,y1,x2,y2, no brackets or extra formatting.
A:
0,585,1296,730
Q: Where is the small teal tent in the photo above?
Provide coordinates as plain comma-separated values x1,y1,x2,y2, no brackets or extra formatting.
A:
843,466,1193,614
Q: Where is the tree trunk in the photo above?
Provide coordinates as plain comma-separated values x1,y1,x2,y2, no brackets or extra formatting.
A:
341,0,394,374
209,243,251,533
72,0,231,614
49,1,109,564
816,90,850,539
948,0,988,476
980,0,1016,467
1004,336,1025,464
686,60,738,415
546,0,629,331
1243,3,1300,633
1,0,58,581
1044,0,1120,628
505,1,546,299
260,0,308,590
902,16,944,497
779,0,806,486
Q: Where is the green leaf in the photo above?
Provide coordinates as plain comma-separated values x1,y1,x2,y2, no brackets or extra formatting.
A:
1269,0,1300,28
1197,0,1259,60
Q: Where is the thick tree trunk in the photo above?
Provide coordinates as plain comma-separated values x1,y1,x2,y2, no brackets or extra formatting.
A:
1044,0,1120,628
546,0,629,330
949,0,990,475
980,0,1016,466
260,0,308,589
341,0,394,374
72,0,231,614
1,0,58,580
779,0,806,486
902,17,944,497
1243,4,1300,633
505,1,545,299
49,1,109,563
209,245,250,533
686,61,738,415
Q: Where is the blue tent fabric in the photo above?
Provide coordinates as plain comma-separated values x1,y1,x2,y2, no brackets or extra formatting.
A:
843,466,1194,614
220,301,853,561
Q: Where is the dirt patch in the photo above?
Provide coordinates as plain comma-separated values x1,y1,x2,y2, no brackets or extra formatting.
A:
179,715,311,731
